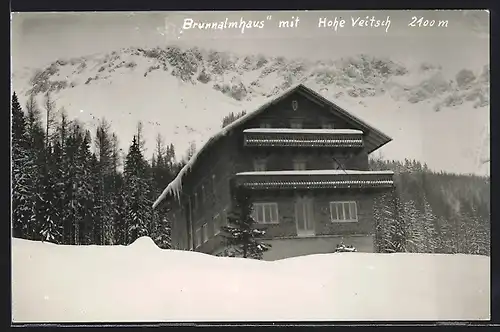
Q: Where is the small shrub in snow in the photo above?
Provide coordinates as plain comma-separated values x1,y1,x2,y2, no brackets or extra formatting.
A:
334,242,357,253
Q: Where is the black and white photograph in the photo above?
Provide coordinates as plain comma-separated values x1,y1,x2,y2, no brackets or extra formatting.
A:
11,10,490,322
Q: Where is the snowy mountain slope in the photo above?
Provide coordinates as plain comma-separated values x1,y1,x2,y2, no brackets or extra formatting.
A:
12,237,490,322
11,46,490,175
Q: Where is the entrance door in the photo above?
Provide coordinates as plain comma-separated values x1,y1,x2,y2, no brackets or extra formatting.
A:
295,196,315,237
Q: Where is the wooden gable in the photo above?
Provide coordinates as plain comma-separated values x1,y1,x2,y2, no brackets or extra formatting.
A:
243,89,353,130
237,84,392,154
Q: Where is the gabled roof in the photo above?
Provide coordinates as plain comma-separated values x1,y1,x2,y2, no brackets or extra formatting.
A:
152,83,392,208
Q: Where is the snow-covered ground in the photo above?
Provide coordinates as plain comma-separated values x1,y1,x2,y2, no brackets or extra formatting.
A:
12,237,490,322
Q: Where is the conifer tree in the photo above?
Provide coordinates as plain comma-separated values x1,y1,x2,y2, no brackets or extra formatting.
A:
123,135,152,243
403,199,423,253
11,92,37,239
38,152,63,243
94,119,114,245
374,192,399,253
422,197,438,253
221,186,270,259
221,110,246,128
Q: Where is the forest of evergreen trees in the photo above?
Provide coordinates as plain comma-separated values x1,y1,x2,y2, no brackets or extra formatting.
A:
370,157,490,256
11,91,182,248
11,91,490,257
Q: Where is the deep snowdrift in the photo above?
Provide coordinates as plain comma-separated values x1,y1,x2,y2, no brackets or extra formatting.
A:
12,237,490,322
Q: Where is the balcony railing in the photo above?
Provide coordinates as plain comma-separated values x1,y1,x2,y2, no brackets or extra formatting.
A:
243,128,364,148
234,170,394,190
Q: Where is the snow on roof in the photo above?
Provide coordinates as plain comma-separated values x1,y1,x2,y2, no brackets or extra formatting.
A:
236,170,395,176
152,84,305,208
243,128,364,135
152,83,390,208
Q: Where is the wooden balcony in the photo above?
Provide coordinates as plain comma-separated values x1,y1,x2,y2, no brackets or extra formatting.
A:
243,128,364,148
233,170,394,190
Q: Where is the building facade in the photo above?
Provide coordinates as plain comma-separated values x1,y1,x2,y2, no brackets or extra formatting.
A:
154,84,395,260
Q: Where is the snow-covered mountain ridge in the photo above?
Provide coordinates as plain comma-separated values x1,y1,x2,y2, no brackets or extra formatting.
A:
11,45,490,176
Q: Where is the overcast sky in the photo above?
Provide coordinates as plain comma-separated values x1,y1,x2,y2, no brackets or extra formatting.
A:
11,10,489,73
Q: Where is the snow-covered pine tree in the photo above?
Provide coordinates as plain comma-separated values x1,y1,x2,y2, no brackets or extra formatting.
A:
63,124,79,244
11,92,37,239
221,110,247,128
464,205,490,256
388,191,407,253
113,188,127,245
60,121,87,245
136,121,147,154
166,143,176,171
75,130,96,245
54,109,75,244
373,191,406,253
123,135,152,244
151,206,172,249
24,93,46,240
38,151,63,244
403,199,424,253
435,216,452,253
220,186,270,259
94,119,115,245
422,197,438,253
148,134,175,249
108,132,123,245
373,192,391,253
43,91,57,149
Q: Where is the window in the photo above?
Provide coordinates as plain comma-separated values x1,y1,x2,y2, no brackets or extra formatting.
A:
322,123,334,129
253,159,267,171
201,184,205,203
253,203,279,224
214,214,221,235
202,223,208,243
292,100,298,111
193,193,198,210
293,159,307,171
290,119,303,129
195,228,202,248
260,122,271,128
330,201,358,222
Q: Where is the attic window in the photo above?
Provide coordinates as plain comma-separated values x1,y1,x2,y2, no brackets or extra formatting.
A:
260,122,271,128
292,100,298,111
322,123,334,129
